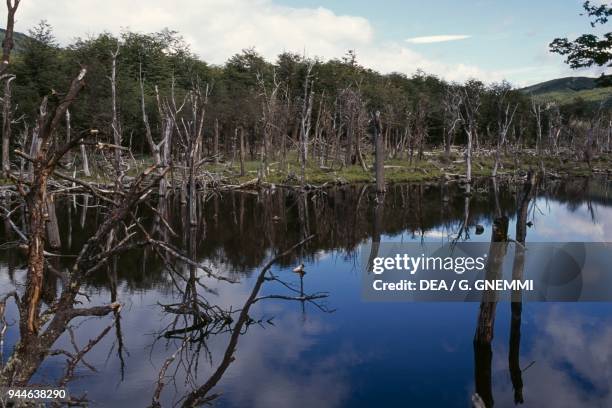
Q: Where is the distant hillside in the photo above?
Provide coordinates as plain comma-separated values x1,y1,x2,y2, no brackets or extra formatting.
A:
521,76,612,107
0,28,29,53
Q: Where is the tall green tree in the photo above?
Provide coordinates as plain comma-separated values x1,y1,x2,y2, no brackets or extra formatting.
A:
550,1,612,85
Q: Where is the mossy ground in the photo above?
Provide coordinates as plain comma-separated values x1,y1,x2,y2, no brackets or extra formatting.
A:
209,150,612,186
2,150,609,188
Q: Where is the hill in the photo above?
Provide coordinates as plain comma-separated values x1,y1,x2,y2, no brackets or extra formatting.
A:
0,28,29,53
521,76,612,107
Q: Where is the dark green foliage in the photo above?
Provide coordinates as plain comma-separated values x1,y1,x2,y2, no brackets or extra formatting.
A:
0,21,607,164
550,1,612,85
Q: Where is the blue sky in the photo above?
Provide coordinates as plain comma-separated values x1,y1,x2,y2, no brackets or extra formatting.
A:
15,0,610,86
274,0,609,85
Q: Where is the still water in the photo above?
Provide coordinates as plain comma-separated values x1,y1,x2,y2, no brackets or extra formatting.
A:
1,176,611,407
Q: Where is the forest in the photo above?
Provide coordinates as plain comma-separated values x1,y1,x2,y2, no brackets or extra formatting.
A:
2,16,611,191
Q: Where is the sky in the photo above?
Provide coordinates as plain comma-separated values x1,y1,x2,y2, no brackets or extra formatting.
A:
12,0,611,87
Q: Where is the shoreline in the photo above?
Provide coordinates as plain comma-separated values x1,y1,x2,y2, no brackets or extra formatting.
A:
1,151,610,193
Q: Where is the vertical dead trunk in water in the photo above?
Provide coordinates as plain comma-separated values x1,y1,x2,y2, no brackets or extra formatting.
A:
2,76,14,175
373,111,385,194
366,186,383,272
23,165,47,338
20,69,87,343
508,171,536,405
473,194,509,408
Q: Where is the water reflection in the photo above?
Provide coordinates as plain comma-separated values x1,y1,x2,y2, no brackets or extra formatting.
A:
0,176,610,407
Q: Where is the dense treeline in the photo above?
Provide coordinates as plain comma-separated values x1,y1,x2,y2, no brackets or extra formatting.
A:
3,22,612,181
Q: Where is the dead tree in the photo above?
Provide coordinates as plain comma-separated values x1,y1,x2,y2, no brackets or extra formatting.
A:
373,111,385,194
473,186,509,408
238,126,246,176
67,109,91,177
139,66,170,198
531,98,544,156
259,71,282,178
411,96,430,162
213,118,220,163
492,94,517,177
339,86,368,170
1,75,14,175
547,104,562,156
109,46,123,181
460,83,482,187
0,1,19,77
0,68,92,384
508,171,537,405
0,0,20,174
299,63,314,183
442,87,462,161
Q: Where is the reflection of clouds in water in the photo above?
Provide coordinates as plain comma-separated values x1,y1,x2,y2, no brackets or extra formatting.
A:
51,276,354,408
222,313,356,408
0,268,25,298
532,201,611,241
0,262,352,407
423,230,449,239
197,275,354,408
492,306,612,407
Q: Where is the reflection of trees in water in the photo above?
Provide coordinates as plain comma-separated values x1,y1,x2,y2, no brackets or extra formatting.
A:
0,176,604,406
0,186,330,406
0,170,169,401
472,173,537,408
1,179,532,290
150,233,331,407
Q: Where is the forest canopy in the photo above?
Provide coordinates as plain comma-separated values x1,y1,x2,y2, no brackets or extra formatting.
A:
4,21,608,163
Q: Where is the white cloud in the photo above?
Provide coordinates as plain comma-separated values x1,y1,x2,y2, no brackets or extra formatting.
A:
13,0,504,83
405,34,471,44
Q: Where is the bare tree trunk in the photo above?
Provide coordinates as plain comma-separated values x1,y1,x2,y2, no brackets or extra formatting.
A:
239,126,245,177
213,118,219,164
28,127,39,178
110,47,123,180
300,68,314,184
531,99,543,156
45,194,61,249
508,171,536,405
373,111,385,194
473,212,508,408
356,129,368,171
466,131,473,183
80,145,91,177
2,76,14,175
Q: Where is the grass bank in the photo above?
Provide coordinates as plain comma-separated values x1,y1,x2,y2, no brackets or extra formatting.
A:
2,150,609,189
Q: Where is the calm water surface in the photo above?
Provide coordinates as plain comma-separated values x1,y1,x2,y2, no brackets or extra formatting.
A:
1,177,611,407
